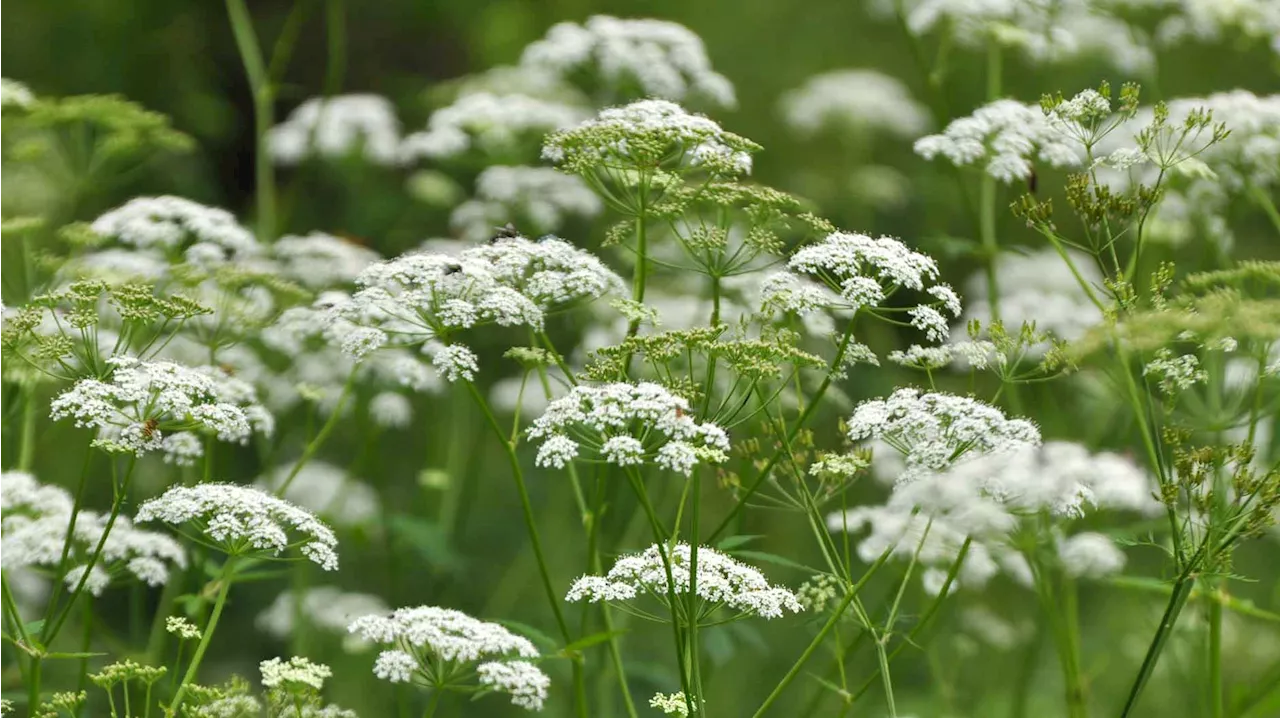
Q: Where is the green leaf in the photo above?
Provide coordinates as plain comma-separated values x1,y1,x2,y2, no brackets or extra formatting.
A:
562,629,628,654
23,619,46,635
731,550,817,573
715,534,764,551
45,650,108,660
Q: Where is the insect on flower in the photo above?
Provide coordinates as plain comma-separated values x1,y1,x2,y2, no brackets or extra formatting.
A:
489,222,520,243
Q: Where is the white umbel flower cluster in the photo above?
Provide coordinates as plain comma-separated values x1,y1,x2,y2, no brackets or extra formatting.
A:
49,356,274,461
89,196,261,268
257,461,381,528
400,92,585,162
887,0,1154,74
2,472,186,595
268,95,401,166
271,232,382,290
520,15,736,108
847,388,1041,485
526,382,730,475
567,543,803,620
463,235,626,309
450,166,602,242
347,605,549,711
260,656,332,690
257,587,390,648
952,248,1103,354
914,99,1083,182
827,440,1149,593
1153,0,1280,56
542,99,758,176
338,238,620,375
135,483,339,570
476,661,551,711
1,77,35,107
780,69,930,139
762,231,961,342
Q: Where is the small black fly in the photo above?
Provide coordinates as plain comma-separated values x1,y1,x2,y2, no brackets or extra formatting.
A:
443,262,463,275
489,223,520,243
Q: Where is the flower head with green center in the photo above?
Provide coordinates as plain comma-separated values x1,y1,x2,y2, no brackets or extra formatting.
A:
135,483,338,570
567,543,802,621
348,605,549,711
543,99,759,177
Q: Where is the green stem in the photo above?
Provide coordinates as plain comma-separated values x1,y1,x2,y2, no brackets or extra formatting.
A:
1249,184,1280,237
462,380,589,718
224,0,277,241
167,557,238,715
422,689,443,718
850,538,973,703
275,370,357,497
18,383,36,470
708,321,857,541
1210,580,1224,718
622,468,695,716
43,457,136,645
1119,573,1197,717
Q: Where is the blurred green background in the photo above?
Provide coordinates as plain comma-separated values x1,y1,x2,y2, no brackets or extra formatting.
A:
4,1,1280,717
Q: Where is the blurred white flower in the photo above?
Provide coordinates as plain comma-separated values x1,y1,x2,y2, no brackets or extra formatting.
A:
268,94,402,166
780,69,929,139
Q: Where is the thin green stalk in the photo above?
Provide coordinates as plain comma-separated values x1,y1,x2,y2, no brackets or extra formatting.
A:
708,321,858,541
850,538,973,703
1119,572,1197,717
224,0,276,241
1209,580,1224,718
1250,184,1280,236
274,370,357,497
323,0,346,97
686,469,705,713
462,380,589,718
749,549,892,718
422,690,443,718
18,383,37,470
43,457,136,644
167,557,238,715
623,468,695,716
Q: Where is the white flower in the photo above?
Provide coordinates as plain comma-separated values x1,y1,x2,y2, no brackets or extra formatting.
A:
257,461,380,528
462,234,626,309
450,167,602,241
650,692,693,717
267,95,401,165
477,660,551,711
767,231,961,341
50,356,272,458
166,616,202,640
521,16,736,108
915,99,1084,182
400,92,585,162
951,248,1103,356
848,388,1041,484
272,232,382,289
2,472,186,594
341,252,546,358
543,99,758,176
369,391,413,428
1144,348,1207,393
1,78,35,107
780,69,929,138
567,543,803,620
135,483,339,570
88,196,261,267
527,382,730,475
349,605,548,710
257,587,390,646
1058,532,1127,578
260,656,332,690
885,0,1154,73
430,344,479,383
